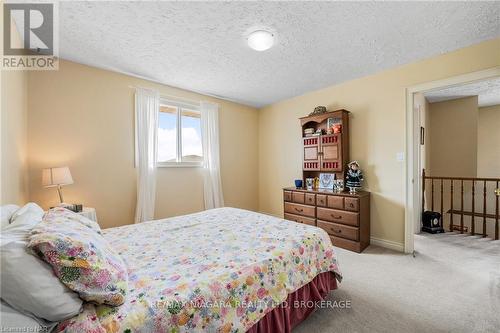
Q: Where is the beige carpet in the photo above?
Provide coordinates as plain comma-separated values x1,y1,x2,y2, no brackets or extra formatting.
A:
295,233,500,333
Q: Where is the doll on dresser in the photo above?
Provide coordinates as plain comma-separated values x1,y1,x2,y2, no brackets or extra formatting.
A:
345,161,364,193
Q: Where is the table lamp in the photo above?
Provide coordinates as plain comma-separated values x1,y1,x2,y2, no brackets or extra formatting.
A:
42,167,74,203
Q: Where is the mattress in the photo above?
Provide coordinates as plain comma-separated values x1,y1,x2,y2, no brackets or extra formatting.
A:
57,207,341,332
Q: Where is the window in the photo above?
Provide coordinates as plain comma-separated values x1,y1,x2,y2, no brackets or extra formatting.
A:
157,100,203,166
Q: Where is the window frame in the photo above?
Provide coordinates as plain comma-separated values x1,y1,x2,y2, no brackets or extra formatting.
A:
157,98,204,168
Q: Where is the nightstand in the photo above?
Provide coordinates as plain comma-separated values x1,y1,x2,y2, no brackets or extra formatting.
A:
78,207,97,222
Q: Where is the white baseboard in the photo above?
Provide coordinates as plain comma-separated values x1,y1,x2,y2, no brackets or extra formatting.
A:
370,237,404,252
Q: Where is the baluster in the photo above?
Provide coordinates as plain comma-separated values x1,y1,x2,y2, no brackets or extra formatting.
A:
471,181,475,236
483,181,487,238
450,180,454,232
440,179,444,230
431,179,435,212
496,181,499,240
460,180,464,234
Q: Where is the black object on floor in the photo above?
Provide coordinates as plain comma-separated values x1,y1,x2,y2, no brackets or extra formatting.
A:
421,211,445,234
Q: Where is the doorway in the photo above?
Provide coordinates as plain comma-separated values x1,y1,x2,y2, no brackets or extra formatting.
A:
404,67,500,254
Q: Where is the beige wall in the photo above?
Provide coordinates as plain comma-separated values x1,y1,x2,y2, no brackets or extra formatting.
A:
1,21,29,205
478,105,500,178
428,96,478,177
426,96,479,233
1,70,29,205
27,60,259,228
258,38,500,246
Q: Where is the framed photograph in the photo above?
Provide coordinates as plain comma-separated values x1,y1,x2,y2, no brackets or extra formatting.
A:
327,117,334,130
319,173,335,190
327,117,341,129
305,178,314,190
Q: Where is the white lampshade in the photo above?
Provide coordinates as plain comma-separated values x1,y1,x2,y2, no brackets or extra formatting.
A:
42,167,74,187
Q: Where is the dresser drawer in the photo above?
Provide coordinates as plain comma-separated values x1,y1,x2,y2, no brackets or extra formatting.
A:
327,195,344,209
292,192,305,204
316,207,359,226
316,194,327,207
284,202,315,218
305,193,316,205
317,220,359,241
344,197,359,212
329,235,361,253
284,190,292,202
284,213,316,226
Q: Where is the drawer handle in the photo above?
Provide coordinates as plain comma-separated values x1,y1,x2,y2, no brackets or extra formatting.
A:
349,203,354,207
308,198,313,201
295,208,304,213
331,214,342,219
330,228,341,233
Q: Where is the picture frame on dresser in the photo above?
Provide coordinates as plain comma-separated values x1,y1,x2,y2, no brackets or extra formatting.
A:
319,173,335,190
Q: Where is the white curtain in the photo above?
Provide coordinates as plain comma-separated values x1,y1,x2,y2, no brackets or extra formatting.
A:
200,101,224,209
134,88,159,223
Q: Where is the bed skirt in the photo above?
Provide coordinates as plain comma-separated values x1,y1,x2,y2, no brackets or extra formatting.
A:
247,272,338,333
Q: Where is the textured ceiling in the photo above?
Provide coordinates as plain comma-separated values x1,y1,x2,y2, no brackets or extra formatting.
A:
56,1,500,107
424,77,500,107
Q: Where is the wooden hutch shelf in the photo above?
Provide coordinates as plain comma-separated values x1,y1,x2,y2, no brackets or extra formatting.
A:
300,109,350,181
283,109,371,253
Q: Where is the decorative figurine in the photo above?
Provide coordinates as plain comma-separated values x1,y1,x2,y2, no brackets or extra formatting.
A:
345,161,364,194
313,177,320,189
309,106,327,116
305,178,314,190
335,179,344,193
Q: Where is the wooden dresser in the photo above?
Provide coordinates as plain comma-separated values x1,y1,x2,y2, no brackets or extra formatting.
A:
283,187,370,253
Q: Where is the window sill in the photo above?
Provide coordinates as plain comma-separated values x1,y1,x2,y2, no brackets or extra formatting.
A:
157,162,204,168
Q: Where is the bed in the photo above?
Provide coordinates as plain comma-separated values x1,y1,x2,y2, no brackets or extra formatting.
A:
57,207,342,332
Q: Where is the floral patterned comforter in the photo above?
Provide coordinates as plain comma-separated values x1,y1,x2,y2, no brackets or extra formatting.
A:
57,207,341,333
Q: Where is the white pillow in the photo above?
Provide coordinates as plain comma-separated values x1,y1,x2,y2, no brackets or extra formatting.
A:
1,240,83,322
1,203,44,245
1,202,83,322
0,300,56,332
0,204,19,228
10,202,44,224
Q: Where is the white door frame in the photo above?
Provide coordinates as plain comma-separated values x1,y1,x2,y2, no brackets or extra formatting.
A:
404,66,500,254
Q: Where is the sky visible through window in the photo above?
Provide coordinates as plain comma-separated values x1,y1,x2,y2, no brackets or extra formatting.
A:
158,110,203,162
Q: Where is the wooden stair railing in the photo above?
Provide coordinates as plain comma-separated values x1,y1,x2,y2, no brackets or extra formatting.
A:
422,169,500,240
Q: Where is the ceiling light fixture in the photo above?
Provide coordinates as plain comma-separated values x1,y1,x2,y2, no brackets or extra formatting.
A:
247,30,274,51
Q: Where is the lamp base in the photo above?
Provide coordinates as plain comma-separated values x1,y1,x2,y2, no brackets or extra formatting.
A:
57,185,64,203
